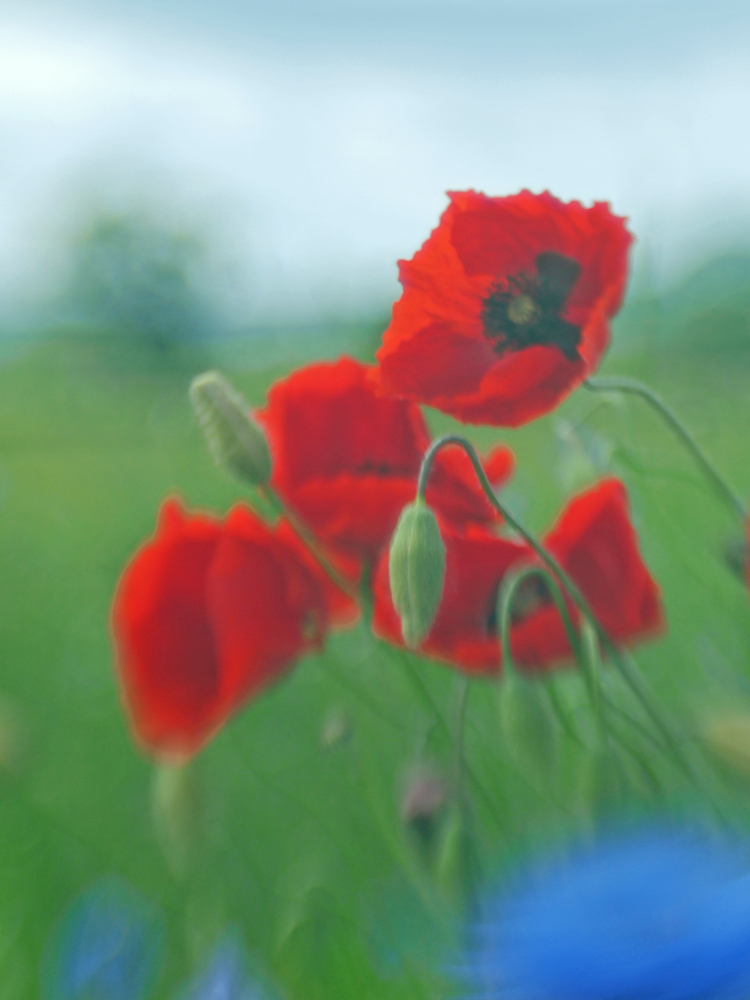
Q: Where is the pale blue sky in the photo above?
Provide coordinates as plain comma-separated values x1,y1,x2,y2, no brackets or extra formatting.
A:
2,0,749,320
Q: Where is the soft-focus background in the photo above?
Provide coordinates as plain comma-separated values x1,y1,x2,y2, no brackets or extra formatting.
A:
4,0,750,337
4,1,750,997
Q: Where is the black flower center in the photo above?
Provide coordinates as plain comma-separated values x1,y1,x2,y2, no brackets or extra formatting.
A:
481,251,583,362
486,574,553,637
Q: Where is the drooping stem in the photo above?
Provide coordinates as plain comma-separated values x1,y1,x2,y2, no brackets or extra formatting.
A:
417,435,697,784
580,619,607,744
419,437,591,613
498,565,606,738
584,376,745,522
499,569,672,779
417,434,470,499
497,565,583,672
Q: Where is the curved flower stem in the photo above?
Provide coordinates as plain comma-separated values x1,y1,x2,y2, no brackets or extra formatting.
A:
257,485,358,599
584,376,746,522
580,619,607,744
499,568,671,789
498,565,606,739
497,565,583,671
417,435,698,786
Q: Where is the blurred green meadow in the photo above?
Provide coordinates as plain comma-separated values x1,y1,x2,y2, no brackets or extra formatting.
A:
4,256,750,998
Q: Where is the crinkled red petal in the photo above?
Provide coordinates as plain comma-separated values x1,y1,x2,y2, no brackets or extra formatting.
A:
376,189,632,427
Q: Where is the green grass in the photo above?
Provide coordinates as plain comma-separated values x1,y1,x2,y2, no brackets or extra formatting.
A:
2,304,750,998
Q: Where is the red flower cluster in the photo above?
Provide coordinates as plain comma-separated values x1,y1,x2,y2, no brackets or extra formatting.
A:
373,478,663,674
111,499,355,757
375,190,632,427
257,357,514,575
111,358,514,756
110,190,663,762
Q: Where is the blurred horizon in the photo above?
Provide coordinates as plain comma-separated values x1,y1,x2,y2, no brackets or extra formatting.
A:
2,0,750,328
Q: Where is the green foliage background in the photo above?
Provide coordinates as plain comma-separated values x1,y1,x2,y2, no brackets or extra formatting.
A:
3,262,750,997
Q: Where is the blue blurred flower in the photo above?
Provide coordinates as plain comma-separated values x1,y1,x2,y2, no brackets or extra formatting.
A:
174,932,263,1000
41,876,164,1000
465,826,750,1000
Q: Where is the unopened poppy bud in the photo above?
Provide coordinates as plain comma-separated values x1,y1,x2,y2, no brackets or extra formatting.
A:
190,371,272,487
499,672,558,780
389,500,445,648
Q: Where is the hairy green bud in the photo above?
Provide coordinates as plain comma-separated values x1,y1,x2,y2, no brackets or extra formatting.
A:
389,500,445,649
190,371,272,487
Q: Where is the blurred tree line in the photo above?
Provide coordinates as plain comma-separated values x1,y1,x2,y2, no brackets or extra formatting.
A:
61,208,223,365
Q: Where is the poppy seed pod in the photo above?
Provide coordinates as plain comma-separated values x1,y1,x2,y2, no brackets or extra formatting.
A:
389,500,446,649
190,371,272,487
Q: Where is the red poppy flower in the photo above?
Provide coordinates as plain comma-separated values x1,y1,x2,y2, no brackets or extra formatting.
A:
375,190,632,427
372,478,663,674
256,357,514,573
512,477,664,667
111,498,356,758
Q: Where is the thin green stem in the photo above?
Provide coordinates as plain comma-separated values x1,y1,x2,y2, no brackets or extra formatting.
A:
580,619,607,743
584,375,745,522
391,647,506,832
496,568,583,815
417,435,470,500
545,680,585,747
452,676,479,909
454,677,470,810
601,691,662,749
418,434,698,785
258,485,358,599
497,564,583,672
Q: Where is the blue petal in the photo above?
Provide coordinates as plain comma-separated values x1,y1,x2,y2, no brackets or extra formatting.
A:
174,932,262,1000
465,826,750,1000
41,876,164,1000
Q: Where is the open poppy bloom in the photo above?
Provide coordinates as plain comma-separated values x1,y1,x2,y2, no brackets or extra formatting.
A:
372,478,663,674
256,357,514,574
512,478,664,667
375,190,632,427
111,498,355,758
